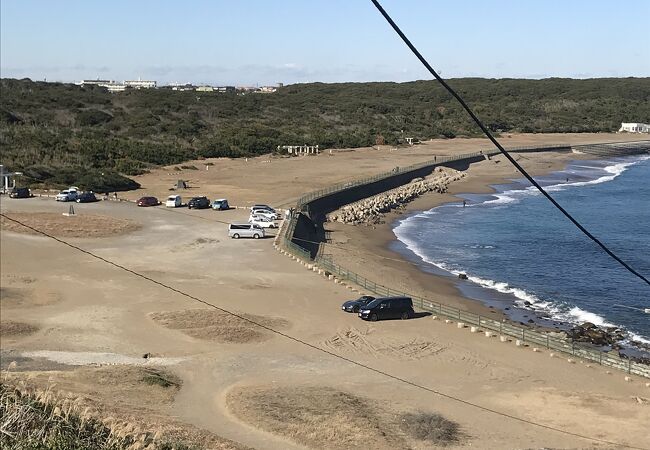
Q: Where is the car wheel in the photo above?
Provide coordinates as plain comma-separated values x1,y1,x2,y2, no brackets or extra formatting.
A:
353,306,359,313
369,313,378,322
253,233,260,239
400,311,410,320
233,233,240,239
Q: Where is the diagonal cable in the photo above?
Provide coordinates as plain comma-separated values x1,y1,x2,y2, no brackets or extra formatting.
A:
370,0,649,286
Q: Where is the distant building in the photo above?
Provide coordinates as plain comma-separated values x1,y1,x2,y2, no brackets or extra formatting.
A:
78,79,114,86
77,79,125,93
257,86,277,94
196,85,214,92
124,78,157,89
105,84,126,93
619,122,650,133
216,86,236,93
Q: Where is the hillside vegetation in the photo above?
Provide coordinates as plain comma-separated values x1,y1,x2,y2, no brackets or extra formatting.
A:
1,77,649,191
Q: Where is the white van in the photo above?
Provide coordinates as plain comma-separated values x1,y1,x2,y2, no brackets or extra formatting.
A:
229,223,265,239
166,195,182,207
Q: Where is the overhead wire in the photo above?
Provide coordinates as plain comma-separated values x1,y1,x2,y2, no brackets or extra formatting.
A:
0,212,646,450
369,0,650,287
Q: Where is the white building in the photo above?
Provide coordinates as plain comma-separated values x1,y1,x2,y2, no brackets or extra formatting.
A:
619,122,650,133
78,79,114,86
124,78,157,89
105,84,126,93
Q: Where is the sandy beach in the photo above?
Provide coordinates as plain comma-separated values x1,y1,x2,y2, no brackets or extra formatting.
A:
2,133,649,449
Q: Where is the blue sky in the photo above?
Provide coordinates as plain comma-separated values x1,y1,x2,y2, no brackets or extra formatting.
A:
1,0,649,85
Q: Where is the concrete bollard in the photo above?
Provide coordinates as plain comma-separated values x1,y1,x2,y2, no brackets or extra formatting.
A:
445,319,453,324
606,371,612,374
567,358,575,364
470,326,479,333
328,275,334,280
431,315,438,320
624,376,632,382
532,347,540,352
457,322,465,329
307,264,313,270
645,382,650,388
515,340,524,347
312,267,318,272
549,353,555,358
499,335,508,342
484,331,493,338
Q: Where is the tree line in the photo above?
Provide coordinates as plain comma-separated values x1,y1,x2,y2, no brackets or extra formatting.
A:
1,77,649,191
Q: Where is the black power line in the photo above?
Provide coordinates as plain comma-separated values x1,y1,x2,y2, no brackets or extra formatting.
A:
1,213,646,450
370,0,650,287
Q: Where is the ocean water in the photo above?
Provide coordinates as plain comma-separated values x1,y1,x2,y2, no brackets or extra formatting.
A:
393,155,650,347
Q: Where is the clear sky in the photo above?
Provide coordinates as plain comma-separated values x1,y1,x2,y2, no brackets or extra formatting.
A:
1,0,649,85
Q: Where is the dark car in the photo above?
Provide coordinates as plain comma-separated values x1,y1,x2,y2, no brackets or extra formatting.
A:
9,187,31,198
137,196,160,207
341,295,375,313
76,192,98,203
358,296,414,321
188,196,210,209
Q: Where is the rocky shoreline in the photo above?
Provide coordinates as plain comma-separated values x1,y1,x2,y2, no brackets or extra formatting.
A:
328,167,465,225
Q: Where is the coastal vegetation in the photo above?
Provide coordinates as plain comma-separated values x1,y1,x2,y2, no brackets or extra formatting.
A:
1,77,649,191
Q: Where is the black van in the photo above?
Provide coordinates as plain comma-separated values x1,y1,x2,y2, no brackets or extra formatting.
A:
358,296,414,321
9,187,31,198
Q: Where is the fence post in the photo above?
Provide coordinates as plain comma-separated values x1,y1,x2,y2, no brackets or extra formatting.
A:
522,329,525,342
546,335,549,349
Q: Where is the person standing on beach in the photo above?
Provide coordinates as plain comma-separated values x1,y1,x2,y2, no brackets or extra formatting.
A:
463,200,467,207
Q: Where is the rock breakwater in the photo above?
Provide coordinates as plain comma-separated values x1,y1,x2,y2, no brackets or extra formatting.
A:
328,167,465,225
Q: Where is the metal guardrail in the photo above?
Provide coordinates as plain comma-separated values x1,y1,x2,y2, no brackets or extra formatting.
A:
313,255,649,378
279,141,650,378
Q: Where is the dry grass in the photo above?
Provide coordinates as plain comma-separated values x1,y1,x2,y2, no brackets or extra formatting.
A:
399,411,461,446
227,385,407,449
0,381,185,450
2,368,250,450
0,321,40,337
1,212,141,238
149,309,290,343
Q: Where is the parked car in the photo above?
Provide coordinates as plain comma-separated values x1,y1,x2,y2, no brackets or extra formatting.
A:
56,189,78,202
251,204,275,212
211,198,230,210
76,192,98,203
248,216,277,228
341,295,376,313
188,196,210,209
251,207,279,219
250,210,277,221
358,297,414,321
166,195,182,208
137,196,160,207
229,223,265,239
9,187,31,198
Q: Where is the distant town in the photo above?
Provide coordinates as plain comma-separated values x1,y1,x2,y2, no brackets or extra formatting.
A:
76,77,283,94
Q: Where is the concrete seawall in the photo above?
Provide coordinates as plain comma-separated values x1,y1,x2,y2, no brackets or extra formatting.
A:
291,140,649,258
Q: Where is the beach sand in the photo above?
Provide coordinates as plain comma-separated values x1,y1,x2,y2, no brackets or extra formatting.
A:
2,133,649,449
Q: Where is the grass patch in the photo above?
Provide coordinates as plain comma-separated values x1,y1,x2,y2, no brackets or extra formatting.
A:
141,369,181,389
0,382,196,450
399,411,460,446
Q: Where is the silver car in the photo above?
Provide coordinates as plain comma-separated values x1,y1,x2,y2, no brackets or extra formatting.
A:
229,223,265,239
